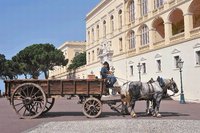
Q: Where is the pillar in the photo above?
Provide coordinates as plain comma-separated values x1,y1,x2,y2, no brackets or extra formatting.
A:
183,13,193,39
164,21,172,44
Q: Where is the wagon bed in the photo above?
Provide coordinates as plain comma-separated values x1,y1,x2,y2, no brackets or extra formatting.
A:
4,79,122,119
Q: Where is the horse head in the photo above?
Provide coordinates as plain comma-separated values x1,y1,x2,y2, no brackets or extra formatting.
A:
165,78,179,94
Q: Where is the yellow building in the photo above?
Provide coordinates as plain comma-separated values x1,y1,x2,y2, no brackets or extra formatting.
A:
49,41,86,79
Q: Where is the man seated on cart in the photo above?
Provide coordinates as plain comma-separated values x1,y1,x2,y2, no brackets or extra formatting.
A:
100,61,117,95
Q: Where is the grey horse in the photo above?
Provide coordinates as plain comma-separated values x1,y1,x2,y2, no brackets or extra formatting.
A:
146,77,179,116
120,80,164,118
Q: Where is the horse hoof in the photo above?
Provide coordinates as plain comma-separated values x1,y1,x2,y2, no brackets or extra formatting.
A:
156,114,162,118
152,113,156,117
131,112,137,118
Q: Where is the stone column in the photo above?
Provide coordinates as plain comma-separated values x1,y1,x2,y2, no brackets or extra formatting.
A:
135,0,141,23
135,34,141,53
164,21,172,45
148,0,154,17
184,13,193,39
149,28,155,49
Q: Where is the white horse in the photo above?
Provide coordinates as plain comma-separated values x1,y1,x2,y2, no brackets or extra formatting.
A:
120,80,164,118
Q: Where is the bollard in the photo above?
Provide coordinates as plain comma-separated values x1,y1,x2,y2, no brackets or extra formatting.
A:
0,90,1,97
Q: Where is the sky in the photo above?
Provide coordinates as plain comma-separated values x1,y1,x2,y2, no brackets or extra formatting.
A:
0,0,100,92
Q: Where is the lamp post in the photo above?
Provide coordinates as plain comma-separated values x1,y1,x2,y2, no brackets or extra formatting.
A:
177,58,186,104
137,63,142,82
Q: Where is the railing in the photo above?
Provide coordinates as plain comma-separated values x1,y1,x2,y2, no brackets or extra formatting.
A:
190,27,200,37
128,48,136,56
152,5,164,16
170,32,185,43
153,39,165,48
139,44,150,52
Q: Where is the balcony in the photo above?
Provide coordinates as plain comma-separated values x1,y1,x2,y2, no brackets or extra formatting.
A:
128,48,136,57
153,39,165,48
170,32,185,43
190,27,200,38
139,44,150,53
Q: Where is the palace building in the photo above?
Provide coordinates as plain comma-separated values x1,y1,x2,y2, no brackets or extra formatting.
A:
51,0,200,102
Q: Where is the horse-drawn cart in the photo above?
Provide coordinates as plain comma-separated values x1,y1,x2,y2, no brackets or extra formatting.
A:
4,79,122,119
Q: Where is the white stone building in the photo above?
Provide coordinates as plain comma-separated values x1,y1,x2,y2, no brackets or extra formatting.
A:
51,0,200,102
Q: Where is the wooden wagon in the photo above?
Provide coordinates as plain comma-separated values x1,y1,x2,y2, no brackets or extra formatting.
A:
4,79,122,119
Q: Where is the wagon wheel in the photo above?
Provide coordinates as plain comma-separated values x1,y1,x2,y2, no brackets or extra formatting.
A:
83,97,102,118
42,98,55,114
11,83,47,119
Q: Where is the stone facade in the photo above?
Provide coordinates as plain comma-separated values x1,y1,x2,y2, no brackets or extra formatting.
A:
85,0,200,102
51,0,200,102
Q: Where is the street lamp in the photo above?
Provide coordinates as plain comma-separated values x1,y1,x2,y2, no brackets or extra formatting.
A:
177,58,186,104
137,63,142,82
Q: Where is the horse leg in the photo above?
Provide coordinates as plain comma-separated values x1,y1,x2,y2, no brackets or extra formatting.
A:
146,100,150,115
121,102,129,115
154,94,162,118
130,100,137,118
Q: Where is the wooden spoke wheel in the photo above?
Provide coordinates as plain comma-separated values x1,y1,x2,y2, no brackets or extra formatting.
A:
42,98,55,114
83,97,102,118
11,83,47,119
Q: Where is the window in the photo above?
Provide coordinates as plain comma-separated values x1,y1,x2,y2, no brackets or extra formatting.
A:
110,15,114,33
142,63,146,74
118,10,122,29
141,25,149,45
174,56,180,68
97,48,100,56
129,0,135,22
119,38,123,51
130,65,134,76
88,52,91,63
196,51,200,65
96,25,99,40
154,0,164,9
141,0,148,16
156,59,162,71
129,31,135,49
92,50,94,61
103,20,107,37
88,31,90,44
91,28,94,43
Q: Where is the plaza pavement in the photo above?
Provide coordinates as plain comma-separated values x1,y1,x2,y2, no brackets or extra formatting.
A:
0,97,200,133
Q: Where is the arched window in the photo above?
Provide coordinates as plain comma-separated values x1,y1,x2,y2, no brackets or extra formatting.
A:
189,0,200,28
129,0,135,22
129,30,135,49
110,15,114,32
118,10,123,29
103,20,107,37
169,9,184,35
141,0,148,16
96,25,99,40
141,25,149,45
152,17,165,43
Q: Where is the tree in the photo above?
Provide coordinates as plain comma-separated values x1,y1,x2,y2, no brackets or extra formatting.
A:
0,54,6,79
0,54,19,80
13,43,68,79
68,52,86,70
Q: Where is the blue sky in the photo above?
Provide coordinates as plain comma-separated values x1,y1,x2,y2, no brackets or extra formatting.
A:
0,0,100,92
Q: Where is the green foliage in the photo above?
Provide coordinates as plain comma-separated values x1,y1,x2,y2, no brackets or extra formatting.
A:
12,43,68,79
0,54,19,80
68,52,86,71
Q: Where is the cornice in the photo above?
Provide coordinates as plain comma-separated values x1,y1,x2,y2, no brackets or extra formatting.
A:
86,0,113,21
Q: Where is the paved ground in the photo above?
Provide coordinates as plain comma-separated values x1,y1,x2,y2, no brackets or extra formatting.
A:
0,97,200,133
25,119,200,133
